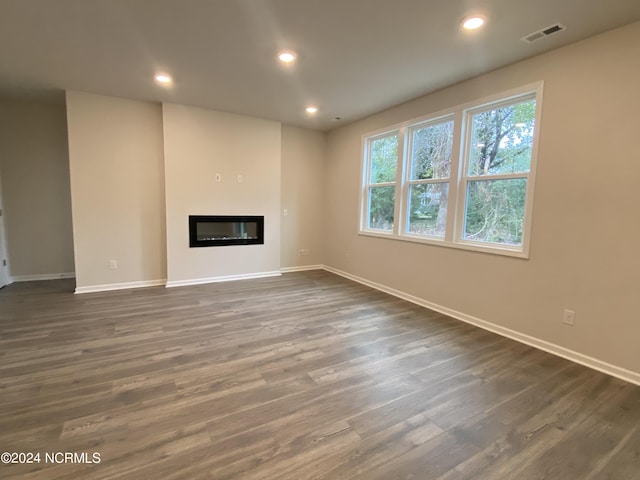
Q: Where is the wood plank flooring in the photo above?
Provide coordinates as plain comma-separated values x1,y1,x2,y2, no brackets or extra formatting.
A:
0,271,638,479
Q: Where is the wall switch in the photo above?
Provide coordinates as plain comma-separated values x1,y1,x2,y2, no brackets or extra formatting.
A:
283,209,288,216
563,309,575,326
215,173,221,182
237,174,243,183
108,259,118,270
298,249,304,256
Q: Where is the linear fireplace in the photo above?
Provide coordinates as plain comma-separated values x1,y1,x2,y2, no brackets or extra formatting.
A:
189,215,264,247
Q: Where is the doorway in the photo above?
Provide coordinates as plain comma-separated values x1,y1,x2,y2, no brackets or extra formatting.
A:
0,168,10,288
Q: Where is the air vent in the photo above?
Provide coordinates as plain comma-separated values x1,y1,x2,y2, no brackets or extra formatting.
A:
521,23,566,44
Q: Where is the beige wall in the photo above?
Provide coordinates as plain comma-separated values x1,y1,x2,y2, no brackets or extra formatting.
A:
162,103,281,284
66,91,166,290
281,126,325,269
324,22,640,374
0,99,74,278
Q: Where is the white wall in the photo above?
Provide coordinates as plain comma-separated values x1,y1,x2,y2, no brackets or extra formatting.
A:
0,99,74,279
63,94,317,289
324,22,640,376
66,91,166,291
162,103,281,285
281,126,325,269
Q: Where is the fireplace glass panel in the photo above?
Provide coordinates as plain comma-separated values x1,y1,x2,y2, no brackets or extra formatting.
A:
189,216,264,247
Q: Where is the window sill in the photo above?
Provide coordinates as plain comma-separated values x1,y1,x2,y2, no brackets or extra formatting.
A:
358,230,529,259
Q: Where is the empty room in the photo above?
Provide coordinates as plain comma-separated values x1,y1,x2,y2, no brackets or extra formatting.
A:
0,1,639,478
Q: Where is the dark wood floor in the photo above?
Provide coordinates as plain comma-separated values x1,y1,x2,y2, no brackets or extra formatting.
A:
0,271,638,479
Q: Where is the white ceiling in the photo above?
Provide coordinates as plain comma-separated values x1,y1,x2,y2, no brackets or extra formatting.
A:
1,0,639,130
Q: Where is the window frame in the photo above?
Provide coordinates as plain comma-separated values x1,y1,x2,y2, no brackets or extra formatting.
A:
360,129,402,234
401,114,456,241
358,82,544,258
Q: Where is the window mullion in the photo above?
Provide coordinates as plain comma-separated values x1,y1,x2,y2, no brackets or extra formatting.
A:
447,110,464,243
393,127,406,236
455,108,475,244
453,111,472,243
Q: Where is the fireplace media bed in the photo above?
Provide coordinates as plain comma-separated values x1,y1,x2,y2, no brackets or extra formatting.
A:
189,215,264,247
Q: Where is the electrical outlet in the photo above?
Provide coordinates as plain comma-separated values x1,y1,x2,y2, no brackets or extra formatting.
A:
108,259,117,270
563,309,575,326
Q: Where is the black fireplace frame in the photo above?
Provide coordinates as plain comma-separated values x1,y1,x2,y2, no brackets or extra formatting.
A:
189,215,264,247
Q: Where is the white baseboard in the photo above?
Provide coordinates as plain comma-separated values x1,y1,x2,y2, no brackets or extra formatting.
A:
166,270,281,288
75,279,166,294
323,265,640,386
280,265,324,273
12,272,76,282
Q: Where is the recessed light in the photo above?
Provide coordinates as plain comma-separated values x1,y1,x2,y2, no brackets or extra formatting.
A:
305,105,318,114
154,73,173,85
277,50,297,63
462,16,485,30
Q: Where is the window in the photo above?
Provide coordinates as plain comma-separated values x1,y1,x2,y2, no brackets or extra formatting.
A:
360,83,542,257
363,131,399,232
406,118,454,238
461,97,536,247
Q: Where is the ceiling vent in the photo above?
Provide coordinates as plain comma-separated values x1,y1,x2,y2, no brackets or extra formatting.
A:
521,23,566,44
